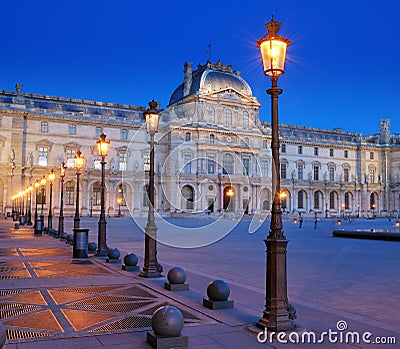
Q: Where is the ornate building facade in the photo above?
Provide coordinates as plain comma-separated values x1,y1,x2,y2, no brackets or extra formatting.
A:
0,62,399,220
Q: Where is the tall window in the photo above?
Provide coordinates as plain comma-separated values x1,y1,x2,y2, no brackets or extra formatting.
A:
298,191,304,209
370,152,374,160
329,192,335,209
121,129,128,140
313,165,319,181
330,149,334,157
314,147,319,156
69,124,76,135
369,168,375,183
143,185,150,207
281,163,287,179
281,144,286,153
208,106,215,123
344,168,349,182
185,132,191,142
144,153,150,172
262,139,268,149
210,134,215,144
224,109,232,125
183,155,191,174
243,111,249,127
117,184,125,205
262,160,268,177
344,192,350,209
95,127,102,137
41,121,48,133
298,163,304,180
329,167,335,182
119,153,127,171
298,145,303,155
66,148,76,168
244,137,249,146
208,157,215,174
242,158,250,176
314,191,320,209
65,182,75,205
223,154,234,174
38,147,48,166
93,182,101,205
344,150,348,158
370,193,376,209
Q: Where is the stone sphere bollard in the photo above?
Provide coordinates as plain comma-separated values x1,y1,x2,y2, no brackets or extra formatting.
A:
124,253,138,266
88,241,97,252
0,322,6,348
152,305,184,337
207,279,230,301
167,267,186,284
108,247,120,259
61,231,68,240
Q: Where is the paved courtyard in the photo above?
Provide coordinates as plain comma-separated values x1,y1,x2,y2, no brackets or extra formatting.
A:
0,215,399,348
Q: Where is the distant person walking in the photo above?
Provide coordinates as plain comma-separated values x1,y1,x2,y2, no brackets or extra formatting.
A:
299,214,303,229
314,213,318,229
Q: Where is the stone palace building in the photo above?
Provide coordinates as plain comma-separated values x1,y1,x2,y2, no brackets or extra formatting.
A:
1,60,399,219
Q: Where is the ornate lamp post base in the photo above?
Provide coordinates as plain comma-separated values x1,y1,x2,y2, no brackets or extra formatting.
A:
257,238,296,332
139,225,162,278
95,219,108,256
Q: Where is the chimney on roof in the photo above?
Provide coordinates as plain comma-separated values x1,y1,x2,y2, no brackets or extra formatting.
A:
183,62,192,97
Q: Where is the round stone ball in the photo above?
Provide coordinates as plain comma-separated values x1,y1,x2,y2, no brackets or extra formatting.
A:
167,266,186,284
88,241,97,251
108,247,120,259
207,279,230,301
124,253,138,266
151,305,184,337
0,322,6,348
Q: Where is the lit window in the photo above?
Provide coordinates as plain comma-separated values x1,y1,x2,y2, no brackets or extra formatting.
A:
38,147,48,166
119,153,127,171
66,149,76,168
93,182,101,205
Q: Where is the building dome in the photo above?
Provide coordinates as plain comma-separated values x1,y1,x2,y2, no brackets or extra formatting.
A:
169,61,252,106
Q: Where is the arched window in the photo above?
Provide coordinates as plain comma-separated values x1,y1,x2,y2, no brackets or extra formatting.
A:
314,191,320,209
298,191,305,209
223,154,234,174
65,181,75,205
208,106,215,123
181,185,194,210
370,193,376,209
210,134,215,144
345,192,350,209
329,192,336,209
117,184,125,206
263,200,269,211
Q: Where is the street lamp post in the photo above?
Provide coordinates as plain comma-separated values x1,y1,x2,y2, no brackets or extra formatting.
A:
58,162,67,238
33,180,40,234
256,16,295,331
140,100,162,278
27,185,33,225
74,151,84,229
96,133,110,257
40,176,46,233
47,169,56,233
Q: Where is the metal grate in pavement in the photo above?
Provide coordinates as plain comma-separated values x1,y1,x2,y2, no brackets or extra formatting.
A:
67,301,156,313
0,248,18,257
70,295,148,306
0,306,41,320
88,315,152,332
20,248,70,257
55,285,123,293
6,329,54,340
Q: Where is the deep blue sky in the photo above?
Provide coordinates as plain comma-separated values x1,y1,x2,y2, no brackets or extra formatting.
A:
1,1,398,135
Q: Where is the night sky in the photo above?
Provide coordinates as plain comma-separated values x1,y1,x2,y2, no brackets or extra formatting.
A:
1,1,398,135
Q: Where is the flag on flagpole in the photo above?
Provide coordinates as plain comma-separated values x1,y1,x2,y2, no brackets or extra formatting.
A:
206,41,211,52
